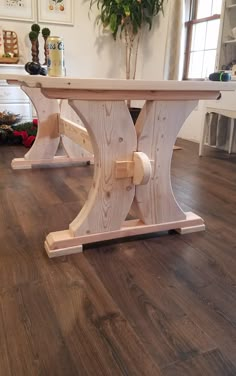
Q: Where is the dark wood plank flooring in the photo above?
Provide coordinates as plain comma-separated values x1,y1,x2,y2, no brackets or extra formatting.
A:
0,140,235,376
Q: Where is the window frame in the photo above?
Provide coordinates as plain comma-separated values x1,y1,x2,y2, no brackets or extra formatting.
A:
183,0,221,80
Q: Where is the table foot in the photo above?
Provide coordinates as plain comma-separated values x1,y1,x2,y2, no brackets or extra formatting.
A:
45,241,83,258
44,212,205,257
11,155,94,169
175,224,206,234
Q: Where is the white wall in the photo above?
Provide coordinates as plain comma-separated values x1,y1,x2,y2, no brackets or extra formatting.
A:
178,101,205,143
0,1,170,79
1,1,205,143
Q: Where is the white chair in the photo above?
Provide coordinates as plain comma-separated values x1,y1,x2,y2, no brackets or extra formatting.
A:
199,107,236,156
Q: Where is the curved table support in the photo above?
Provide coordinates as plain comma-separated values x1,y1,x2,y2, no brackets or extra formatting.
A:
134,100,197,224
45,99,205,258
11,88,93,169
69,100,137,236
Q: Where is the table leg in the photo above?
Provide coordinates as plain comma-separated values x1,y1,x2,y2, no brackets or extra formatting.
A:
135,100,205,234
228,118,235,154
45,100,137,257
199,112,210,157
45,99,205,258
11,88,92,169
134,100,193,221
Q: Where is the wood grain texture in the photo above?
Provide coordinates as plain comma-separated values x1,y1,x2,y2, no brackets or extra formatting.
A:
60,99,94,160
87,241,217,369
115,160,135,179
59,117,93,154
45,212,204,254
0,140,235,375
114,152,152,185
68,100,137,236
21,86,60,161
11,156,93,170
42,88,221,101
3,74,236,92
133,151,152,185
11,90,92,170
162,349,236,376
134,100,198,224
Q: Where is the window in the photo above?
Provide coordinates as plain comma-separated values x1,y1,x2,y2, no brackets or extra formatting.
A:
184,0,223,79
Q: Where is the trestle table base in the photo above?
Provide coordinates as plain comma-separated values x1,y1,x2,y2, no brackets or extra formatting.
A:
3,75,233,258
45,212,205,258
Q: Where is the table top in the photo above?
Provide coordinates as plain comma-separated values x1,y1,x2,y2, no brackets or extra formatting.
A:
1,74,236,92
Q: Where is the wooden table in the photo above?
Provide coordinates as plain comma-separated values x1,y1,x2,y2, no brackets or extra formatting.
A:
1,75,236,257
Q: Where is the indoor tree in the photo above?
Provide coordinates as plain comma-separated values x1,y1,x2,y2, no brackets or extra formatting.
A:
90,0,165,80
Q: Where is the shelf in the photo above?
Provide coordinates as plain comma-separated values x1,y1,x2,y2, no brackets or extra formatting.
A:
0,57,19,64
226,4,236,9
224,39,236,44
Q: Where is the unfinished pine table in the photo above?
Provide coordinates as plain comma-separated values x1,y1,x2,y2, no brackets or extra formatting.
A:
2,75,236,257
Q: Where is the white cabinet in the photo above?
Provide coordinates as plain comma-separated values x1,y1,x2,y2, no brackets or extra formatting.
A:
200,1,236,155
0,64,33,123
216,0,236,72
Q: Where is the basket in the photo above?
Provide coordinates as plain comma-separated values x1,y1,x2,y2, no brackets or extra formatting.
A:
0,30,19,64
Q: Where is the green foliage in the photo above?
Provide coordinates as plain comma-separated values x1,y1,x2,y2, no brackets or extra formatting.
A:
14,122,37,136
0,121,37,145
90,0,165,40
42,28,51,37
29,31,38,41
90,0,165,81
31,23,40,34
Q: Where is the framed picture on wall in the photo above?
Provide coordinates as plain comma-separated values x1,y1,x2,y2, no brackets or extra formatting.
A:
38,0,73,25
0,0,35,22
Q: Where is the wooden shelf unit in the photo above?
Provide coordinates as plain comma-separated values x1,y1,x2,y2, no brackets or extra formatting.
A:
216,0,236,70
200,0,236,156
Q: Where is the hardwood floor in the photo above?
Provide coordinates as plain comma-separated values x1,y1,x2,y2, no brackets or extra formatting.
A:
0,140,235,376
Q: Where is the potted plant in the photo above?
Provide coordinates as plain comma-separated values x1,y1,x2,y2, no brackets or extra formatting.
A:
29,24,41,63
42,28,51,65
90,0,165,80
89,0,165,119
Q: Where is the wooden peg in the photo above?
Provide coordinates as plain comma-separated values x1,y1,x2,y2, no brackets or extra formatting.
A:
115,151,152,185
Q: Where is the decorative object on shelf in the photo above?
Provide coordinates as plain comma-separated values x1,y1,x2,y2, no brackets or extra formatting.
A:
0,30,19,64
209,71,231,81
222,59,236,71
232,64,236,76
42,27,51,65
25,61,47,76
38,0,74,25
89,0,165,82
46,36,66,77
0,117,37,147
29,23,40,63
0,0,35,22
0,111,21,125
29,31,39,63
